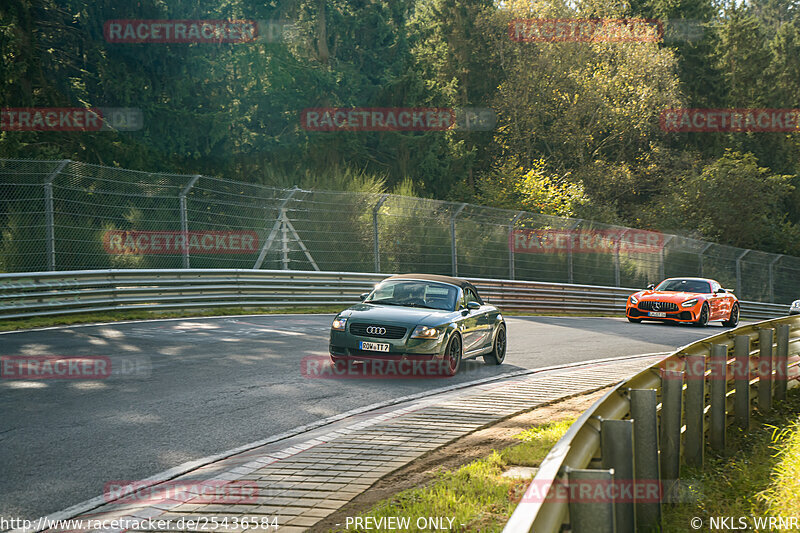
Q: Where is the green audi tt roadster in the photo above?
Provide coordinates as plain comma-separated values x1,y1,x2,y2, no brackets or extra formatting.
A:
329,274,507,376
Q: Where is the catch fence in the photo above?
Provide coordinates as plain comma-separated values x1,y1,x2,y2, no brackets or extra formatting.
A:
1,158,798,304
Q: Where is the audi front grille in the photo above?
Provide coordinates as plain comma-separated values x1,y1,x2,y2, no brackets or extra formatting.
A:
637,301,679,312
349,323,407,339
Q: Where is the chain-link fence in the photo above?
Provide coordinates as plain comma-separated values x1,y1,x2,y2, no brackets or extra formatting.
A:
1,158,798,304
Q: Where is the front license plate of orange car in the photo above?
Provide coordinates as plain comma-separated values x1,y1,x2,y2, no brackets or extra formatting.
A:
360,341,389,352
648,312,667,317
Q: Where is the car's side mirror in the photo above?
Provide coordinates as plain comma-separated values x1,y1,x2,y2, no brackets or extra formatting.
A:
467,301,481,311
360,292,369,301
646,284,655,290
716,288,726,294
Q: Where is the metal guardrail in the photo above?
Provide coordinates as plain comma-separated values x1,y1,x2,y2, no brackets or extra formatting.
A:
0,269,791,321
503,315,800,533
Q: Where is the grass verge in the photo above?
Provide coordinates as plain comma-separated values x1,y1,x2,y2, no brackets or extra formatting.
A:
332,419,573,533
663,387,800,532
0,305,347,332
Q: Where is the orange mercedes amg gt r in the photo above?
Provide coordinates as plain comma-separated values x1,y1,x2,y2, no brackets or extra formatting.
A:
626,277,739,327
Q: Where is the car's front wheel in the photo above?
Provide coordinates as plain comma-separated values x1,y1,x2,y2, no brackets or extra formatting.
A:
694,303,710,327
723,303,740,328
484,325,506,365
443,333,462,376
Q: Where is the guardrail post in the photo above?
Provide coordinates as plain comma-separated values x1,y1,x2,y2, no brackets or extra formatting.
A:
44,159,69,271
451,203,467,277
683,355,705,468
660,370,682,501
508,211,523,280
566,467,616,533
709,344,728,452
758,328,773,412
775,324,789,402
630,389,661,532
180,175,201,269
733,335,750,430
373,194,389,273
601,419,635,532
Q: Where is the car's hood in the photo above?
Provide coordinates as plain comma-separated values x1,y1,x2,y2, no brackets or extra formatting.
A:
341,303,452,326
632,291,706,303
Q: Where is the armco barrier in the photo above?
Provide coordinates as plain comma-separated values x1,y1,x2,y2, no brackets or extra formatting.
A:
0,269,790,321
503,315,800,533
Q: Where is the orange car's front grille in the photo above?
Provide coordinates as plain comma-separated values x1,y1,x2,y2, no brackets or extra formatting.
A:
638,301,679,312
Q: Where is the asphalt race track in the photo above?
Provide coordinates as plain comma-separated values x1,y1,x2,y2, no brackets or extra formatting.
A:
0,314,731,521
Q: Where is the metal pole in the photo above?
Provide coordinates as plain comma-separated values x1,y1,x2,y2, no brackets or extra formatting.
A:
450,203,467,277
281,211,289,270
567,468,616,533
614,229,629,287
508,211,523,280
776,325,790,402
659,235,675,281
602,419,635,533
253,187,299,269
768,255,783,303
630,389,661,532
684,355,706,468
180,175,201,269
733,335,750,430
758,328,773,413
698,242,713,277
373,194,389,273
660,370,682,501
735,249,750,296
44,159,69,271
709,344,728,452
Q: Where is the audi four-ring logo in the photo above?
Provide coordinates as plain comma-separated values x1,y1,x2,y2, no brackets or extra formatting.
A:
366,326,387,335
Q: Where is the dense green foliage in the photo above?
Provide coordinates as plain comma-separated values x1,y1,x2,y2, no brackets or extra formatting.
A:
1,0,799,254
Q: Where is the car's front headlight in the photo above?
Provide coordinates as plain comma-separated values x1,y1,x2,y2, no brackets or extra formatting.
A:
681,298,699,308
630,295,638,305
792,300,800,308
331,316,348,331
410,325,440,339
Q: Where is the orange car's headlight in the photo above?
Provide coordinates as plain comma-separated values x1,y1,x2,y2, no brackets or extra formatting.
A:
681,298,699,308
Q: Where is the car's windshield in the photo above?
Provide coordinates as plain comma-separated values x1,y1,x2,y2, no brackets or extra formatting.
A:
364,280,459,311
656,279,711,293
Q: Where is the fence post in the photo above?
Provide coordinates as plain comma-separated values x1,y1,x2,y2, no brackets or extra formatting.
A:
450,203,467,277
758,328,773,413
44,159,69,271
769,255,783,303
566,468,616,533
601,419,635,533
659,235,675,281
508,211,523,280
630,389,661,532
735,249,750,296
709,344,728,452
660,369,682,501
180,175,201,269
373,194,389,273
733,335,750,430
253,187,299,270
698,242,713,277
614,229,629,287
775,324,790,402
683,355,705,468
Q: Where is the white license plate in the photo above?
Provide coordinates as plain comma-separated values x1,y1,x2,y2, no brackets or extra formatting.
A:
359,341,390,352
648,312,667,318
